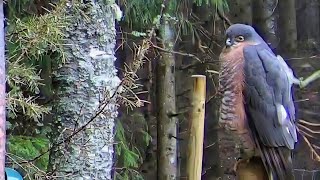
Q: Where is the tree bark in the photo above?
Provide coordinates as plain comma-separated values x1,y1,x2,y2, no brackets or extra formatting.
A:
227,0,252,25
252,0,278,49
156,16,178,180
0,1,5,179
48,1,120,179
278,0,297,52
296,0,319,51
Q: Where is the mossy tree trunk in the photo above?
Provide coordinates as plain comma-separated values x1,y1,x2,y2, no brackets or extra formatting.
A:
48,1,120,179
0,1,5,179
156,15,178,180
278,0,297,52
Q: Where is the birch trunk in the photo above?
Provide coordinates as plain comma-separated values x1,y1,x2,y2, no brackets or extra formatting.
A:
49,1,120,179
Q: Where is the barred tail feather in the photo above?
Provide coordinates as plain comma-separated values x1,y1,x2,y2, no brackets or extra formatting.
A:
254,134,294,180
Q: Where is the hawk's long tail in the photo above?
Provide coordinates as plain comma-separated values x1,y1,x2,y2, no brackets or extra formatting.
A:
253,132,294,180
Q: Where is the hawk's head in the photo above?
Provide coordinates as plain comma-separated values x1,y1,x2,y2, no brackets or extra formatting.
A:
224,24,264,48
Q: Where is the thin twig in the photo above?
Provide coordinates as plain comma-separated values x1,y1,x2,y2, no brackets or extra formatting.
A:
152,44,203,62
298,123,320,134
288,55,320,60
206,69,219,74
217,8,231,26
24,81,123,164
298,126,320,161
299,119,320,127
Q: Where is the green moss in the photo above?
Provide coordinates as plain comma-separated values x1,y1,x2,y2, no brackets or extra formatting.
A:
7,135,49,171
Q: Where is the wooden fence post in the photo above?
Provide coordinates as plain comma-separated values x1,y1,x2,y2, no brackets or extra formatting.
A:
186,75,206,180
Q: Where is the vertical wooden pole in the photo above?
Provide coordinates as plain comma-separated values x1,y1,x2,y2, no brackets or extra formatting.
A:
186,75,206,180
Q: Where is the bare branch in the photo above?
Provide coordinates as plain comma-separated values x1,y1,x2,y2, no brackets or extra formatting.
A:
298,123,320,134
299,119,320,127
206,69,219,74
152,44,203,63
217,8,232,26
297,126,320,162
299,70,320,88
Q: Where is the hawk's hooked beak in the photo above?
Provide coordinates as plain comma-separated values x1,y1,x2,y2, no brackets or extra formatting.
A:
226,38,233,47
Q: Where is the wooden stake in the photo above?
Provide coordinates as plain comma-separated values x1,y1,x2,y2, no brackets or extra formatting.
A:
186,75,206,180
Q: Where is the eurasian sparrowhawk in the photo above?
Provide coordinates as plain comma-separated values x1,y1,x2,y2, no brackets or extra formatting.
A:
219,24,297,180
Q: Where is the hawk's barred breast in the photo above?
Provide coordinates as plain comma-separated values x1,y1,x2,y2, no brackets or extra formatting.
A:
219,43,256,155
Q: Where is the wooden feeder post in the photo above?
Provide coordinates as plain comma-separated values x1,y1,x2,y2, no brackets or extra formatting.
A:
186,75,206,180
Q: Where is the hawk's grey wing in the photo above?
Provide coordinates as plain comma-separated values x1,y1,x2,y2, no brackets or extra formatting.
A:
243,44,297,180
276,55,300,86
243,44,297,149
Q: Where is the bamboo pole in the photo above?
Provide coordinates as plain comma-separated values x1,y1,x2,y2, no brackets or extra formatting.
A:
186,75,206,180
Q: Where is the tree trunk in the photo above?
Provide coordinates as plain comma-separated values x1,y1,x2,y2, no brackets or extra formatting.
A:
48,1,120,179
278,0,297,52
156,16,178,180
227,0,252,25
0,1,5,179
252,0,278,49
296,0,319,51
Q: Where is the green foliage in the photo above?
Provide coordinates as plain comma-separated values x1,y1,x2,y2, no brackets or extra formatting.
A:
7,135,49,178
6,0,36,18
194,0,229,10
115,112,152,180
177,0,229,39
7,11,67,63
7,91,48,122
119,0,163,29
115,120,141,168
120,0,228,31
115,169,144,180
6,2,68,123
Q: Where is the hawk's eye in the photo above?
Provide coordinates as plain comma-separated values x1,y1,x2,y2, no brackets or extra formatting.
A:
235,35,245,42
